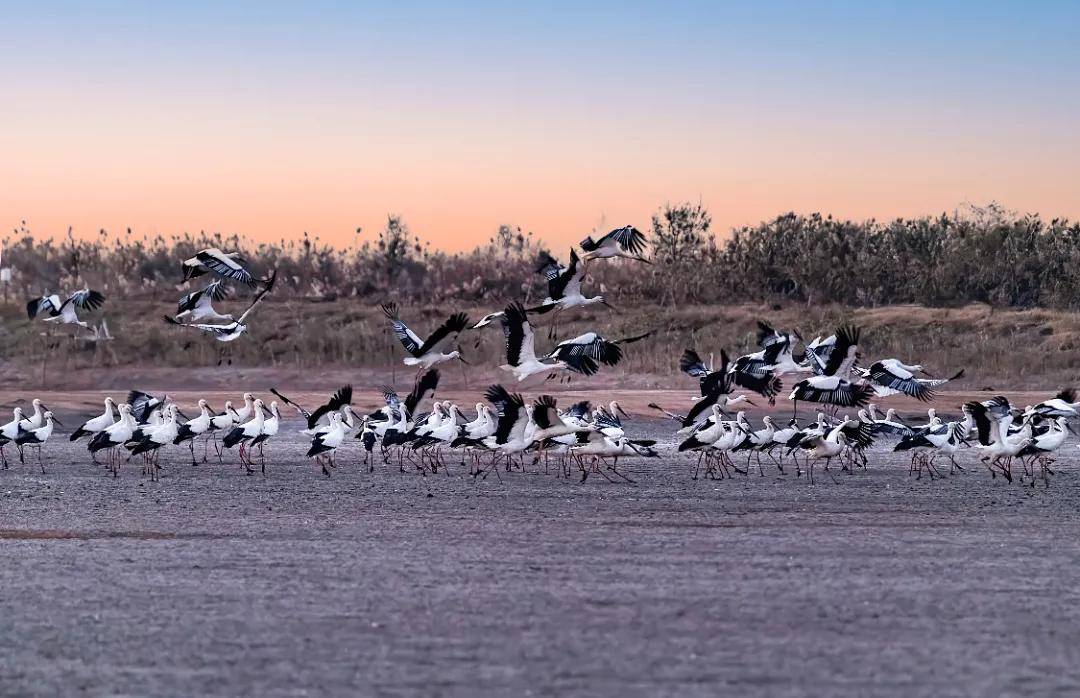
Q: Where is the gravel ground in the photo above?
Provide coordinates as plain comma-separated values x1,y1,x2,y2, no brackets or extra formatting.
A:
3,420,1080,697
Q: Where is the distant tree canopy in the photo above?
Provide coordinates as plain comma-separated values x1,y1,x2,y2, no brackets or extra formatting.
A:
4,202,1080,309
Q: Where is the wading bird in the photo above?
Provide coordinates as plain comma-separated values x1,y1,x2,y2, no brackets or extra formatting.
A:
88,404,136,477
270,385,352,433
529,249,614,316
0,407,25,468
15,411,56,473
788,325,872,411
499,303,590,381
307,412,347,477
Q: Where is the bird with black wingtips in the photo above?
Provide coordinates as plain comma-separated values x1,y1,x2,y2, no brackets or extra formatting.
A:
164,270,277,343
860,358,964,401
499,302,589,381
579,225,650,264
247,401,280,474
181,247,264,287
271,385,353,433
89,404,136,477
788,325,872,411
528,248,615,316
173,399,215,465
15,410,56,473
128,404,180,481
127,390,169,425
172,279,232,324
307,412,347,477
222,398,267,472
546,330,652,376
381,302,470,373
32,288,106,331
0,407,25,468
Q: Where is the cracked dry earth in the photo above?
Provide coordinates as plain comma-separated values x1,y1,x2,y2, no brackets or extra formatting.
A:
2,422,1080,697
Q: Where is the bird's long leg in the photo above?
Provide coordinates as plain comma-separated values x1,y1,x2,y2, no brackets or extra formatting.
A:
37,446,45,474
189,441,197,466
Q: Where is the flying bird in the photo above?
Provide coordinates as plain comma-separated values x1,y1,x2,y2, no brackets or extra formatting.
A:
181,248,258,286
163,271,277,342
579,225,650,263
28,289,106,329
381,302,470,370
173,280,232,324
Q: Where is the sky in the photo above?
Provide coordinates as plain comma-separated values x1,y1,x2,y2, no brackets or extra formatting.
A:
2,1,1078,252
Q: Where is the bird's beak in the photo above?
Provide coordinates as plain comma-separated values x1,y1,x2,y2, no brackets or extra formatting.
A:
176,409,190,420
920,369,936,378
457,354,470,365
616,404,630,419
745,399,758,407
43,406,64,426
601,300,619,313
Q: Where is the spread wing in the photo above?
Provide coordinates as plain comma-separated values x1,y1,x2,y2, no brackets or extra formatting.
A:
418,312,470,355
547,249,581,300
65,289,106,312
602,225,647,255
197,250,255,286
869,361,935,402
381,302,424,356
502,303,536,366
307,385,353,429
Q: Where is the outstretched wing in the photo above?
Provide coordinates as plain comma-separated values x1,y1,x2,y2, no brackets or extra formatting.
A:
868,362,935,402
822,325,860,377
235,271,277,324
196,250,255,286
535,251,563,281
381,302,424,357
307,385,353,429
601,225,647,255
418,312,470,355
65,289,106,312
680,349,711,379
501,303,536,366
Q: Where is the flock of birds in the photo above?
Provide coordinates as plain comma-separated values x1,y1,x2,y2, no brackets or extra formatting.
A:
10,225,1077,487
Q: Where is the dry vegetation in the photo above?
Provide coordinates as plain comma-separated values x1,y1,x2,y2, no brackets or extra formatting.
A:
4,202,1080,389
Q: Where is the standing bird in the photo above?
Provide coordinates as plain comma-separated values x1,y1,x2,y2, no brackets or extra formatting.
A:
222,399,267,471
676,349,780,426
17,411,57,472
0,407,25,468
127,390,169,425
163,271,277,342
181,247,258,286
381,302,470,371
88,404,137,476
70,397,118,462
31,289,106,330
307,412,347,477
579,225,650,263
788,325,872,410
172,280,232,324
173,399,215,465
248,401,280,474
129,405,180,481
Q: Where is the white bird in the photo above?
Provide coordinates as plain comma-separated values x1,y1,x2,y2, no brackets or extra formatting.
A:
164,271,277,342
499,303,576,381
222,398,266,470
0,407,25,468
789,325,872,409
18,399,52,431
862,359,964,401
248,401,280,474
182,247,259,286
88,404,137,476
129,405,180,481
173,399,215,464
547,331,652,376
32,289,106,330
30,291,106,332
173,280,232,323
307,412,347,477
15,411,56,472
579,225,650,263
529,249,614,315
270,385,353,434
1025,388,1080,420
381,302,470,370
966,396,1032,483
70,397,118,462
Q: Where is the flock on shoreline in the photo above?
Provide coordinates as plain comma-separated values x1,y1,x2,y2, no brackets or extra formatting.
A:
10,226,1074,487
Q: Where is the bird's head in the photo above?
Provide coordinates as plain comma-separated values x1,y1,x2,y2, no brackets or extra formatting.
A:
105,396,116,407
243,393,254,402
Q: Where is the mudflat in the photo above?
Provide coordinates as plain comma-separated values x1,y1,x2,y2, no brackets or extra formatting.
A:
3,418,1079,697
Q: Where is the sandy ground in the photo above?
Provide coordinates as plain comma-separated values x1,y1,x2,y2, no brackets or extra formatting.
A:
3,407,1080,697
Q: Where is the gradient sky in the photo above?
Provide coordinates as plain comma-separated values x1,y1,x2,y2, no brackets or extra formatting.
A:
2,1,1079,252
